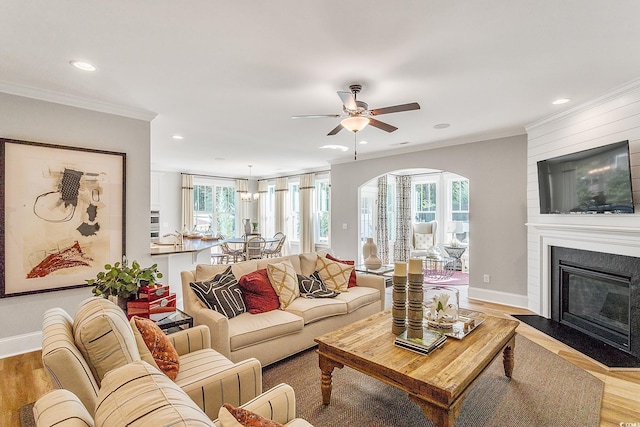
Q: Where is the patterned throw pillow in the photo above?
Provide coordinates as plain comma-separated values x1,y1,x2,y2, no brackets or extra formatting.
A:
415,233,434,250
189,266,246,318
266,260,299,309
131,316,180,380
325,253,357,288
218,403,285,427
238,269,280,314
297,271,340,298
316,256,353,292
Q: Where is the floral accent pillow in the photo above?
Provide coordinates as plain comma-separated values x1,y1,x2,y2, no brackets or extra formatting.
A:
131,316,179,380
218,403,284,427
315,256,353,292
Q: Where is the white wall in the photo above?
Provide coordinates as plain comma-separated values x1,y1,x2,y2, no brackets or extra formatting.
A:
526,78,640,315
330,135,529,307
0,92,152,357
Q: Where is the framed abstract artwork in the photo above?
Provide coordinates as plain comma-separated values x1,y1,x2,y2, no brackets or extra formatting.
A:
0,138,126,297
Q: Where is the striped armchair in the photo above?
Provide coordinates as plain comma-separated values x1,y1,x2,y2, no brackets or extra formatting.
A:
33,361,312,426
40,297,262,420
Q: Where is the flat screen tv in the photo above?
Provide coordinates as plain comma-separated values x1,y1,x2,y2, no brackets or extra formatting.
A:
537,140,634,214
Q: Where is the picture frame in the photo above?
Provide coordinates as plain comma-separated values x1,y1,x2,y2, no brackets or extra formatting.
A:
0,138,126,298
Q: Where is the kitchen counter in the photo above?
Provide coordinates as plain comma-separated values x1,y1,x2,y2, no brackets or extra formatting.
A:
150,238,222,256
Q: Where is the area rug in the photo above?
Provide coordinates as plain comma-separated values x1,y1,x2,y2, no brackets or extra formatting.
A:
424,271,469,286
263,334,603,427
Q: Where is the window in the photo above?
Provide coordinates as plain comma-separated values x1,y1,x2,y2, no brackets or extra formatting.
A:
315,178,330,243
413,181,437,222
360,188,376,243
449,178,469,242
288,183,300,241
193,180,236,237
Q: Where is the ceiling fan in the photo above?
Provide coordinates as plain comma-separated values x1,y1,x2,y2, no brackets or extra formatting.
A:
292,84,421,136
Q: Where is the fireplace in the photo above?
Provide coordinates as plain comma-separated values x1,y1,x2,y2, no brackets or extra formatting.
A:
551,246,640,359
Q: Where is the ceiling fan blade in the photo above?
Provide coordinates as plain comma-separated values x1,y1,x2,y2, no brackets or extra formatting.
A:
337,91,357,111
292,114,340,119
327,123,344,136
370,102,421,116
368,118,398,133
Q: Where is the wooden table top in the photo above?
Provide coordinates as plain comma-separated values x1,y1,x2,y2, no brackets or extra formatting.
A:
314,309,519,408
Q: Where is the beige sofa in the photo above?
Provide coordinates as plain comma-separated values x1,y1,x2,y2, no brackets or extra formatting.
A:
33,361,312,426
181,252,386,366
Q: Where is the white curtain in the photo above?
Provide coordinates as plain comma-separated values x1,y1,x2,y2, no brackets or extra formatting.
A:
236,179,250,235
258,180,269,236
394,175,412,262
376,175,390,264
300,173,315,253
275,177,288,240
181,174,194,232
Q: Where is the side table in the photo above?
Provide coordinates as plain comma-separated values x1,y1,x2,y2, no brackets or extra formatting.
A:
355,264,394,287
153,309,193,334
443,246,467,271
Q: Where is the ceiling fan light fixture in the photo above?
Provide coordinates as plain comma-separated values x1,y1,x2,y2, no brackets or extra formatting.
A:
341,116,370,132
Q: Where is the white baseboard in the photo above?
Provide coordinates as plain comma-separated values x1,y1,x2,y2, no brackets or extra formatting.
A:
0,331,42,358
467,286,529,311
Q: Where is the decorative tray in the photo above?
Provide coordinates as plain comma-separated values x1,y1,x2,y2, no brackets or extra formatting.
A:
424,308,486,340
200,236,219,241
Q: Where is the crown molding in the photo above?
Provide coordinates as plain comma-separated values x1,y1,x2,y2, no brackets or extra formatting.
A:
525,77,640,132
0,80,157,122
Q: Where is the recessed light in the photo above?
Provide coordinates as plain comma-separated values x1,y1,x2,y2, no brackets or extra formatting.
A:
552,98,570,105
70,60,97,71
359,140,369,145
214,157,225,161
172,135,184,140
320,145,349,152
434,123,450,129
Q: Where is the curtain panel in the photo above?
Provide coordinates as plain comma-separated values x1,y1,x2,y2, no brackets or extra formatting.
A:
394,175,412,262
376,175,389,265
258,180,269,236
274,178,288,254
236,179,250,231
181,174,194,232
300,173,315,253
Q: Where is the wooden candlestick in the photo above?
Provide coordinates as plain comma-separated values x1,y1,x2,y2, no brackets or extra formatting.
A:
407,260,424,339
392,273,407,336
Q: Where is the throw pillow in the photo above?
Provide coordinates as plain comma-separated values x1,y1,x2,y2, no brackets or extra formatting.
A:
218,404,284,427
266,260,299,309
131,316,179,380
316,256,353,292
238,269,280,314
414,233,434,250
189,266,247,318
297,272,339,298
325,253,357,288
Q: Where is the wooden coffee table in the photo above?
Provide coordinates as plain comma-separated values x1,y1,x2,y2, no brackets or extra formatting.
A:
314,309,519,427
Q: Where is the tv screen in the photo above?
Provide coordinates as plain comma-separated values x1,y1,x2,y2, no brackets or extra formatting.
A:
537,140,634,214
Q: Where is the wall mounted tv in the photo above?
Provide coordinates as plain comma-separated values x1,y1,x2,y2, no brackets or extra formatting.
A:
537,140,634,214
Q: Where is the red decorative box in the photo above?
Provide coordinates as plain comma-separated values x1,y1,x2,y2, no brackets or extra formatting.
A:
127,293,176,319
139,285,171,301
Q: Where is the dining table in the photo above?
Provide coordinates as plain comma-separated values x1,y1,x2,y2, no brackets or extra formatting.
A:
224,236,280,253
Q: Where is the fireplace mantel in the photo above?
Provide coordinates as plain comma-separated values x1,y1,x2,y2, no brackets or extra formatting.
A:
527,222,640,317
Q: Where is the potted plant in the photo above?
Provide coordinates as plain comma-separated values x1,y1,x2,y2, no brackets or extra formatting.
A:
88,258,163,310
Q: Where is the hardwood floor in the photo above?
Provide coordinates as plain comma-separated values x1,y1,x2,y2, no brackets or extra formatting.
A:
2,286,639,427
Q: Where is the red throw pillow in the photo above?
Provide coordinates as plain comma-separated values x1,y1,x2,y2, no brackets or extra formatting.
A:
238,269,280,314
325,253,357,288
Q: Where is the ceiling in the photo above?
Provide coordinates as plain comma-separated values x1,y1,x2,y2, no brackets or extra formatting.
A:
2,1,640,179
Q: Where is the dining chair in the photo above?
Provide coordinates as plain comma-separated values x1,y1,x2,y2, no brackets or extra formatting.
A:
263,233,286,258
210,234,229,264
245,236,267,260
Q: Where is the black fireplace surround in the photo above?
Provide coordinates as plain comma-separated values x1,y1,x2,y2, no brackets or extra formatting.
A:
551,246,640,359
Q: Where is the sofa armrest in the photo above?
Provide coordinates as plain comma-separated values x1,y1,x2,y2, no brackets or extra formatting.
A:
167,324,211,355
187,306,231,357
33,389,94,427
355,273,386,310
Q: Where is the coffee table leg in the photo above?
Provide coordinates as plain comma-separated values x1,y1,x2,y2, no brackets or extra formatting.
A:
318,353,344,405
503,335,516,378
410,395,459,427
